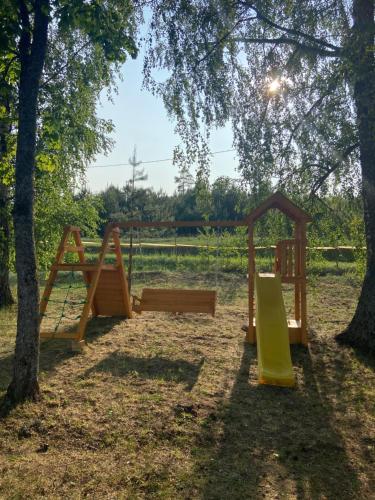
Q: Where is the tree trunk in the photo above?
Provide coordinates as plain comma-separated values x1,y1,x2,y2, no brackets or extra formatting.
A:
4,0,49,406
0,182,14,308
337,0,375,353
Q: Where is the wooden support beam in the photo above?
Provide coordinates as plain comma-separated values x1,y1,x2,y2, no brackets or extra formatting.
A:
111,219,246,230
294,227,301,323
40,225,132,348
50,263,96,271
50,263,118,272
300,222,308,346
246,223,256,343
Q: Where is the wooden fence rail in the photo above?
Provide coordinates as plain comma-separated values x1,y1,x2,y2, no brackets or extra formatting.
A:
82,241,365,252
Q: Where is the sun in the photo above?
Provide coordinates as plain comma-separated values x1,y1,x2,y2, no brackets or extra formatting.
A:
268,78,281,94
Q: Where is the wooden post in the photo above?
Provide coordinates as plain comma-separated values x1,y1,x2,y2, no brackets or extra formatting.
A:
300,222,308,345
246,223,255,343
294,224,301,324
127,228,133,293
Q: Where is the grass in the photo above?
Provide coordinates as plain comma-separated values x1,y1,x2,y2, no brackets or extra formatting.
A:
82,244,361,277
0,272,374,499
81,233,362,278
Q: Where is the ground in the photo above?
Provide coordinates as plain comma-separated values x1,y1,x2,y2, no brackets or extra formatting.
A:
0,274,374,499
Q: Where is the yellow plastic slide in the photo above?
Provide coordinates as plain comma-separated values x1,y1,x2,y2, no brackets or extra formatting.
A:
255,273,295,387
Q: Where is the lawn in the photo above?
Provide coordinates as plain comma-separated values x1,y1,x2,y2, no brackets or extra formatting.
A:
0,273,374,499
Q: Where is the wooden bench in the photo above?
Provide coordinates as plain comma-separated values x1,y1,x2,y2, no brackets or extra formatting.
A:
132,288,217,316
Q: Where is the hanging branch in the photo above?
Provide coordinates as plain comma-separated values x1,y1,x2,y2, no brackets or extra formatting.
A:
237,1,342,54
310,142,360,195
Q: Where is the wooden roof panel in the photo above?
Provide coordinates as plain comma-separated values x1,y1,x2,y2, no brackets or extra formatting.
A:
245,192,311,223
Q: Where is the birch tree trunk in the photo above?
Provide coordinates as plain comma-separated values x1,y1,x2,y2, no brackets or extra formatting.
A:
4,0,49,405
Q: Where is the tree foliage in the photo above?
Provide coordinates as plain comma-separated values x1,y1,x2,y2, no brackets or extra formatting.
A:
144,1,360,196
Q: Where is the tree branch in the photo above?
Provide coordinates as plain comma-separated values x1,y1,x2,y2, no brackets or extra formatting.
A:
194,15,257,70
311,142,360,195
231,35,339,57
40,40,91,88
280,77,339,160
237,1,342,53
309,193,352,238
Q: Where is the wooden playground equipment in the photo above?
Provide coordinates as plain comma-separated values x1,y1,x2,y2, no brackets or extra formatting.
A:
39,192,310,349
245,192,311,346
132,288,217,316
40,225,132,350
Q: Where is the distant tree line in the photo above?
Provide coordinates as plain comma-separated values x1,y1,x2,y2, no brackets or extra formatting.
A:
95,177,365,248
98,176,253,234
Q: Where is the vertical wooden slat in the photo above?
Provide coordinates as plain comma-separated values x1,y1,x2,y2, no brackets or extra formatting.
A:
294,225,301,323
246,223,255,343
287,242,293,277
127,228,133,293
281,242,287,276
275,242,281,273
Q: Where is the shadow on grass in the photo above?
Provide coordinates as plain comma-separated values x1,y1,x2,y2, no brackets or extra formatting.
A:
196,344,361,500
85,351,205,391
0,316,126,398
335,332,375,371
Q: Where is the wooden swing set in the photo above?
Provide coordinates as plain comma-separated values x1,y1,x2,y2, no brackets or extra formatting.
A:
39,192,310,350
40,225,132,350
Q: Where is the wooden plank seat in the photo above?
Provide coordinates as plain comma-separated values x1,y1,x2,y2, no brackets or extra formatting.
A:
132,288,217,316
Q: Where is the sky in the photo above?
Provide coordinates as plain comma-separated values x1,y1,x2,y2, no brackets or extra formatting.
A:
87,48,239,195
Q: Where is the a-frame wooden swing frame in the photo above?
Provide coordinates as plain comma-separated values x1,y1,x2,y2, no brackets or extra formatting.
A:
40,225,132,350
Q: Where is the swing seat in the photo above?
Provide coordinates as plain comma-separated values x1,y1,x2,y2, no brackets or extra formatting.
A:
132,288,217,316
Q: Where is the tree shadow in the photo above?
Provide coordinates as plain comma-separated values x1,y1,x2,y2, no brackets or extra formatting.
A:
336,331,375,371
197,343,362,499
38,316,125,372
0,316,126,399
84,351,205,391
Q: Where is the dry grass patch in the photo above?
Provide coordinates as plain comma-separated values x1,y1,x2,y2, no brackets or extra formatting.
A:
0,274,374,499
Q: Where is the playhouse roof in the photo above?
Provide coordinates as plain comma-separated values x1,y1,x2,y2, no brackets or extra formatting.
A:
245,192,311,223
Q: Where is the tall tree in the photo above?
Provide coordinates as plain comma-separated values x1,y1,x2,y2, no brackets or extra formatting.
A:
8,0,51,403
145,0,375,353
127,146,148,290
2,0,138,407
175,164,195,194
